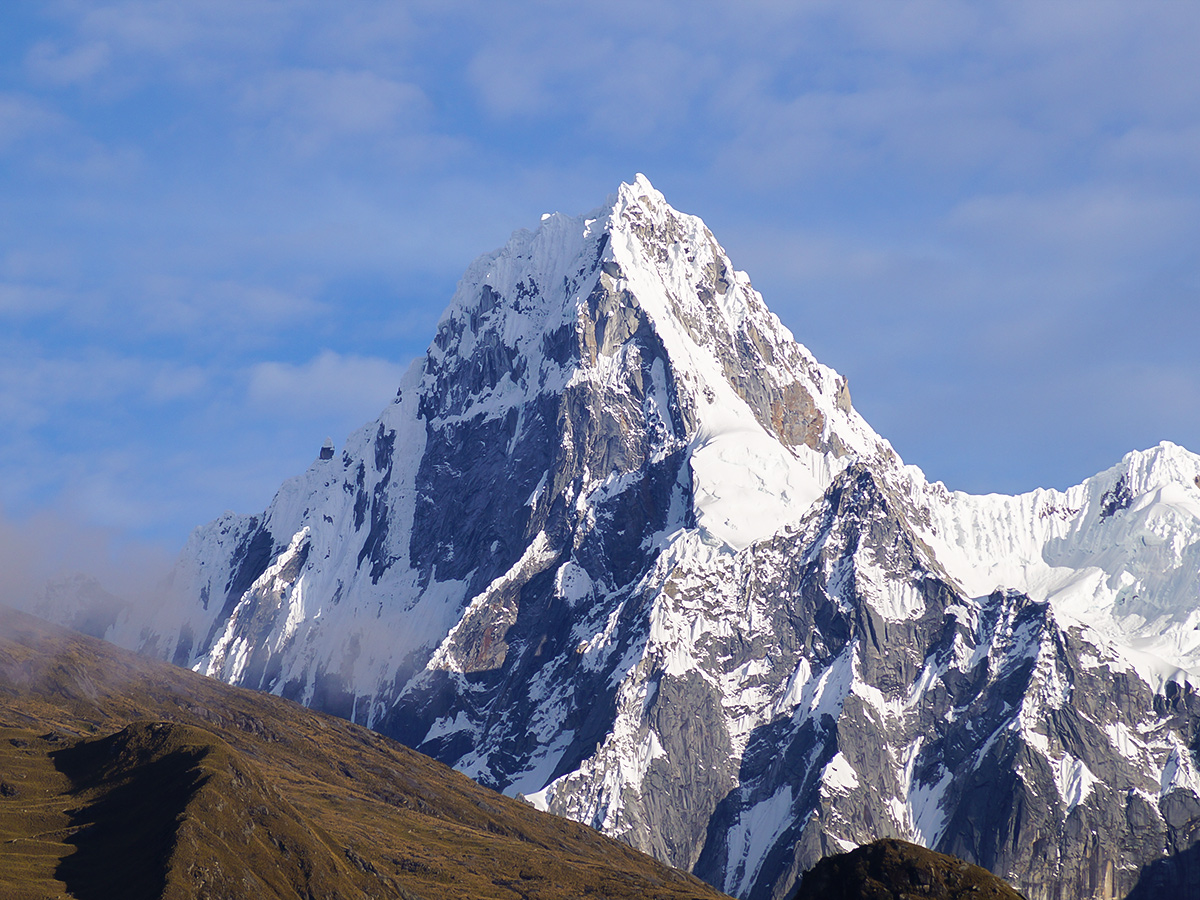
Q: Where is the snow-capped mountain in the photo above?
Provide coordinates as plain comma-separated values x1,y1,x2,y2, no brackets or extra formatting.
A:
88,177,1200,899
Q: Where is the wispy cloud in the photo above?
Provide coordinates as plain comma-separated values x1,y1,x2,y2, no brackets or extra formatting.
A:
133,278,330,341
0,0,1197,546
0,92,64,151
247,350,407,427
25,40,111,86
240,68,432,155
0,349,211,433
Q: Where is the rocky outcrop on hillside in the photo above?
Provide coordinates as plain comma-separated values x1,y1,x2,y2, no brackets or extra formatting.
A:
790,838,1027,900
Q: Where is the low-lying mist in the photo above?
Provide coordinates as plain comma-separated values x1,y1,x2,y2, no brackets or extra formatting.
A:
0,503,176,639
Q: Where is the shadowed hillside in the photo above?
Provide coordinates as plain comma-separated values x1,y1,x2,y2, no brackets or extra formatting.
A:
0,605,729,900
789,838,1028,900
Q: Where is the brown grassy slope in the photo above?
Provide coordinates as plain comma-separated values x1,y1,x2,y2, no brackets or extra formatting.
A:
789,838,1028,900
0,725,74,900
52,721,380,900
0,605,730,900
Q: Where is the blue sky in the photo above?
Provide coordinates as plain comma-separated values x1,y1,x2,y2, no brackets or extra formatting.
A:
2,1,1199,592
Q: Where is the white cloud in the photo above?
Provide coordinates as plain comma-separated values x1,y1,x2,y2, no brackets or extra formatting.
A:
133,278,328,341
0,282,70,317
0,93,64,151
242,68,431,153
943,187,1197,294
81,0,290,58
0,349,212,432
467,43,556,119
247,349,407,426
694,1,1200,193
26,40,111,85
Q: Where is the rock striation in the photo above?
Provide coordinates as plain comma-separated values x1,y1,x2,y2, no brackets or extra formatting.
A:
48,178,1200,900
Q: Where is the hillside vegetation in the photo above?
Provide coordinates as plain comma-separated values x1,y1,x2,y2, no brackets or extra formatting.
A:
0,605,729,900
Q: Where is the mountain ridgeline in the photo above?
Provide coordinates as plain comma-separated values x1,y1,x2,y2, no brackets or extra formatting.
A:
50,178,1200,899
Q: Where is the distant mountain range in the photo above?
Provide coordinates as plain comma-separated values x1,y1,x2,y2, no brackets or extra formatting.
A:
32,178,1200,899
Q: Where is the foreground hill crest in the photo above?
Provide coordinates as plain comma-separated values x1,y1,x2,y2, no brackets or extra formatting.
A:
0,606,731,900
47,178,1200,900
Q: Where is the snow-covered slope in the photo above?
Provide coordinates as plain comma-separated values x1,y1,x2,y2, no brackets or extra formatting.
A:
70,178,1200,900
916,443,1200,676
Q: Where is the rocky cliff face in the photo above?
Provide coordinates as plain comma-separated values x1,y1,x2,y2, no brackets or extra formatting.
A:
71,177,1200,899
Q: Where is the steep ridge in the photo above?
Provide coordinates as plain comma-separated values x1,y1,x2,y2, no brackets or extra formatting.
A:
39,178,1200,900
0,605,731,900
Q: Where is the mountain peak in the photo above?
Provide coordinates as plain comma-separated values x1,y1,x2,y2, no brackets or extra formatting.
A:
47,180,1200,900
418,178,887,551
613,172,668,210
